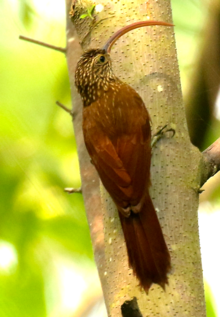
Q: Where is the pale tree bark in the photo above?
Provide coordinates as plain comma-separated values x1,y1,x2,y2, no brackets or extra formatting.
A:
65,0,210,316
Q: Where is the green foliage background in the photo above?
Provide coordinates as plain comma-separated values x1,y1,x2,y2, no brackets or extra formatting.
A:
0,0,218,316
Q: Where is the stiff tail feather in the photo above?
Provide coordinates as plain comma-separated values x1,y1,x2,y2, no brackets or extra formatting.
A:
119,194,171,292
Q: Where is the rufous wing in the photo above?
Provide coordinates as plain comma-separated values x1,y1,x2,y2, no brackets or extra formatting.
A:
82,83,151,210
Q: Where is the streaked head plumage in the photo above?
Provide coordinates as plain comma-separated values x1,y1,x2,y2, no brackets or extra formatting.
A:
75,49,113,90
75,49,116,106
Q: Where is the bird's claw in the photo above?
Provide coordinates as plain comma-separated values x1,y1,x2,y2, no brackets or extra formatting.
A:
151,125,175,148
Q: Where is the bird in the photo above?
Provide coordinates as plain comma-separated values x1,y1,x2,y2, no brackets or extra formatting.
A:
75,20,173,292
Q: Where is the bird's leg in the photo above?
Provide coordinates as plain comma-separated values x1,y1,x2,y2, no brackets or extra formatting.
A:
151,125,175,148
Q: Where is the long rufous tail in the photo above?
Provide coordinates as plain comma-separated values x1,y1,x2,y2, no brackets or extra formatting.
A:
119,194,171,292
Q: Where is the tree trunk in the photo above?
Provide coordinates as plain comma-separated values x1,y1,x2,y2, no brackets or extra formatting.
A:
65,0,206,316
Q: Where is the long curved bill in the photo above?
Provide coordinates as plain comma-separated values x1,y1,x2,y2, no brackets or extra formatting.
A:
103,20,174,54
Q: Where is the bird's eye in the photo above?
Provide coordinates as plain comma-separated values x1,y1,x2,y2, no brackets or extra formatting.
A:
99,55,105,63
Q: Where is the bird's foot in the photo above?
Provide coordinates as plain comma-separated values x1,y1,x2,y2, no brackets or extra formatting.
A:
151,125,175,148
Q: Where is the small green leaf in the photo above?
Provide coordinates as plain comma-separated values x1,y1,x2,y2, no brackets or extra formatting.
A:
80,13,88,19
87,5,96,20
89,4,96,16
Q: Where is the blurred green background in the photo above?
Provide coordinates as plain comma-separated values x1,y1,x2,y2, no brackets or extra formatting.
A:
0,0,219,316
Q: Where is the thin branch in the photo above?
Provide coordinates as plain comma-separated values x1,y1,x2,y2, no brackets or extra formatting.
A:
19,35,66,53
64,187,82,194
201,137,220,186
56,101,73,116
